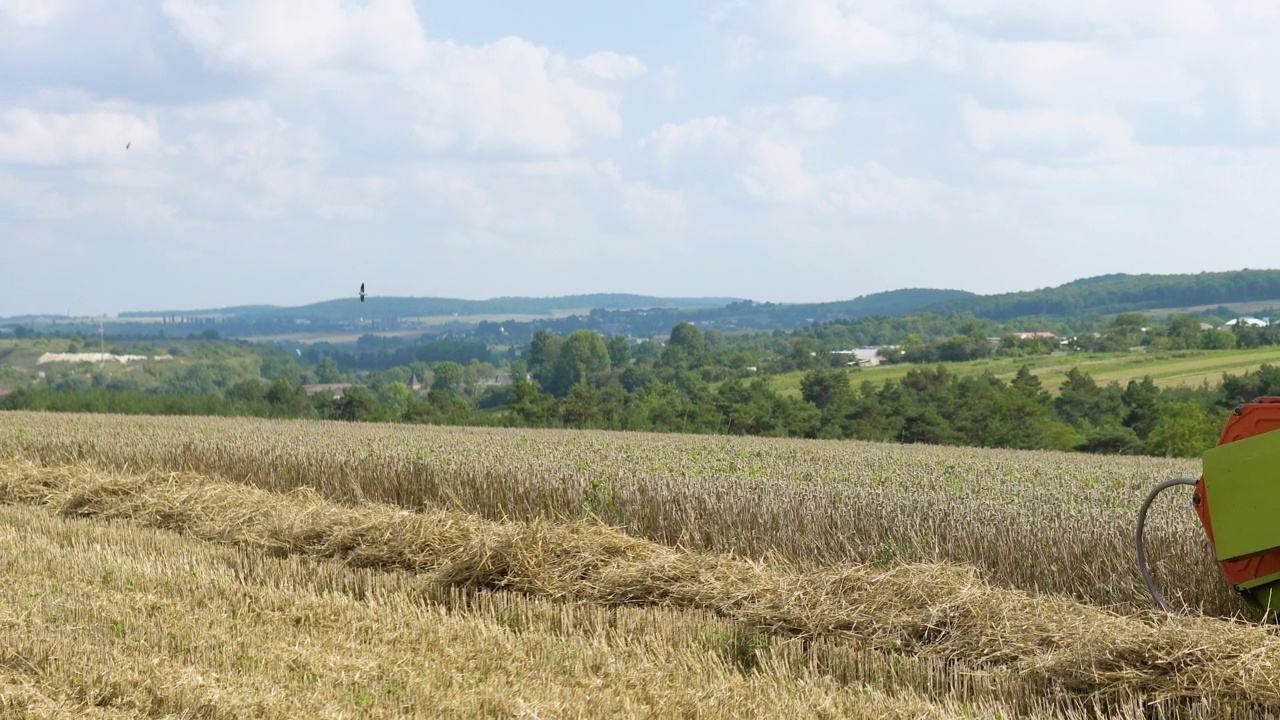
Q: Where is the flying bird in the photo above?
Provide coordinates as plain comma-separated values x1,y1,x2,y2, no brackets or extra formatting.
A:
125,142,130,149
359,283,366,303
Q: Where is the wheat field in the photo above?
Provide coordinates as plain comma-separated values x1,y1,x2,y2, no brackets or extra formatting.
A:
0,411,1274,718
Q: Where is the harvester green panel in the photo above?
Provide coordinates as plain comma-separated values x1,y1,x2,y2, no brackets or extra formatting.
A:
1203,429,1280,562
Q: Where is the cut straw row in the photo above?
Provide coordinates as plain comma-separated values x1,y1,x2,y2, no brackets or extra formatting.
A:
1,459,1278,712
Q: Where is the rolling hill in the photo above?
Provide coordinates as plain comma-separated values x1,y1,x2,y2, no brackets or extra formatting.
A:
7,269,1280,341
924,269,1280,321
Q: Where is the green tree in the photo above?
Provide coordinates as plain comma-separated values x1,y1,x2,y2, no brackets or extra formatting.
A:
1165,315,1202,350
526,330,562,380
315,356,343,384
1202,329,1237,350
800,367,852,411
1144,402,1215,457
1010,365,1049,405
545,330,610,396
507,380,554,426
661,322,711,370
225,379,266,404
606,335,631,368
1055,368,1101,426
426,388,474,423
463,359,498,388
786,337,826,371
377,381,414,420
560,383,600,428
1102,313,1148,350
595,379,636,429
332,386,379,422
431,361,464,393
1121,377,1160,438
265,378,311,418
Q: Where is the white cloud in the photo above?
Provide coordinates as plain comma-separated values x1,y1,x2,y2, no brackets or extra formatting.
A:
717,0,1280,131
407,37,627,155
412,157,684,246
935,0,1221,37
162,0,429,73
645,115,739,170
977,40,1204,115
181,115,395,221
825,161,948,217
11,1,1280,314
0,109,156,165
177,100,276,126
738,136,819,204
962,101,1133,157
0,173,72,218
575,51,648,81
716,0,960,75
162,0,638,156
790,96,841,132
0,0,67,26
645,99,946,218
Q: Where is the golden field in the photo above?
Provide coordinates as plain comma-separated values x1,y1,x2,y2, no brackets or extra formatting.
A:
0,411,1276,718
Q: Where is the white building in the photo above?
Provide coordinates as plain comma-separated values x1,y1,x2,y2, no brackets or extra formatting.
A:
832,348,886,367
1221,317,1270,329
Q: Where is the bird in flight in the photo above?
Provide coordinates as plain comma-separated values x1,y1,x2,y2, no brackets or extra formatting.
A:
125,141,130,149
359,283,366,302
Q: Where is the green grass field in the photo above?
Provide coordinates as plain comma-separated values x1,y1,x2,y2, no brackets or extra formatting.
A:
767,346,1280,397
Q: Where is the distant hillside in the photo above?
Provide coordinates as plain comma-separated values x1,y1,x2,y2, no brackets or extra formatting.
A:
118,304,283,318
924,269,1280,321
122,294,742,321
702,288,974,327
15,270,1280,341
803,288,975,319
526,288,975,338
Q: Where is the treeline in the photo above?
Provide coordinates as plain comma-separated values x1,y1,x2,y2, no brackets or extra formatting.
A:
0,378,486,426
10,320,1280,458
310,338,494,372
501,323,1279,457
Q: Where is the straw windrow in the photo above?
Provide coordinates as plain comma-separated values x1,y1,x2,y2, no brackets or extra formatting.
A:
1,459,1278,714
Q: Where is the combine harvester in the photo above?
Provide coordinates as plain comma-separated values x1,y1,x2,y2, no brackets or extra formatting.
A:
1138,397,1280,614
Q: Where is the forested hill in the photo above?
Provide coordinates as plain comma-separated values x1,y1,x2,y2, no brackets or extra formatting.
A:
923,270,1280,321
702,288,974,325
121,294,743,321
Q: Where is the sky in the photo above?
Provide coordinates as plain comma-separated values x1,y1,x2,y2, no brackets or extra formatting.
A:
3,0,1280,317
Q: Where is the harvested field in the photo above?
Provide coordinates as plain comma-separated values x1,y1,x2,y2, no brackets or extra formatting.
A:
0,412,1228,614
0,411,1273,717
0,460,1277,719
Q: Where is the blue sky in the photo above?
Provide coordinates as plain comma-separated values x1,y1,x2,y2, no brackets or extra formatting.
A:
3,0,1280,317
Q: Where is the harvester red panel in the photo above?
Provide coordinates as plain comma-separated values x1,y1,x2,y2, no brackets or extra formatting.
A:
1193,397,1280,594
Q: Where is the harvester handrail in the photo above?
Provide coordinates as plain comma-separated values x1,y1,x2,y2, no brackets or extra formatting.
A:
1136,477,1201,613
